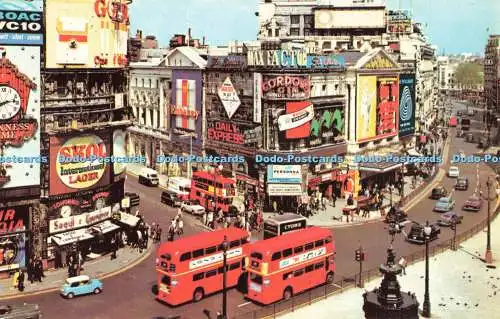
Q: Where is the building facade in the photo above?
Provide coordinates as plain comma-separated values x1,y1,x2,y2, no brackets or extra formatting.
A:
484,35,500,113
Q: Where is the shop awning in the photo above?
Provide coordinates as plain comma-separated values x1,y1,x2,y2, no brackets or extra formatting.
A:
92,220,120,234
50,229,94,246
358,162,403,173
115,212,140,227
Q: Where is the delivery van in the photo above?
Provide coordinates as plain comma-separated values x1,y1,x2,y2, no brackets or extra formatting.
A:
138,167,159,186
167,177,191,201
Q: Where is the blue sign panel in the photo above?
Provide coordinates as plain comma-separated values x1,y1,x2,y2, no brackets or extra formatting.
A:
398,74,416,137
0,1,44,45
267,165,302,184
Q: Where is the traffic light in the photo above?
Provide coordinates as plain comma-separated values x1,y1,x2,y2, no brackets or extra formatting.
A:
450,222,456,230
355,249,361,262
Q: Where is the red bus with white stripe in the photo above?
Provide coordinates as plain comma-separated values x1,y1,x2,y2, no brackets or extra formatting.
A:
246,227,335,304
155,227,250,305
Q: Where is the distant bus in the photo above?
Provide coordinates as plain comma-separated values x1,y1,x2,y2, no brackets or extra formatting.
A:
190,171,236,214
263,213,307,240
246,227,335,304
155,227,250,305
460,118,471,131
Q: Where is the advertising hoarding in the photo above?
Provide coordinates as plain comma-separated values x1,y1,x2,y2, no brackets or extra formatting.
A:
267,165,302,184
278,101,314,139
218,77,241,119
0,46,40,189
356,76,377,141
173,79,197,131
387,10,412,34
399,74,416,137
376,77,398,137
253,73,262,123
113,129,126,176
207,121,260,146
0,0,44,45
207,55,247,69
45,0,129,68
0,205,29,271
49,133,111,196
314,8,386,29
262,74,310,100
247,49,345,69
267,184,302,196
49,206,111,234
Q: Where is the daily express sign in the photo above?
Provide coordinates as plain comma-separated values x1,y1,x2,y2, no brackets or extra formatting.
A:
0,1,44,45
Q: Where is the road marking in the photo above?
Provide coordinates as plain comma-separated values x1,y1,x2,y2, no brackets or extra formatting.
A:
51,279,62,284
332,283,342,289
238,302,252,308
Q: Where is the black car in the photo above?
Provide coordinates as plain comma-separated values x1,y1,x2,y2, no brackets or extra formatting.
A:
384,207,408,224
406,222,441,244
0,304,41,319
465,133,474,143
455,177,469,190
430,186,448,199
161,191,181,207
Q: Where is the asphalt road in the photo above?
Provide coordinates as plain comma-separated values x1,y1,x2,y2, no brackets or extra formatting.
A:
16,102,498,319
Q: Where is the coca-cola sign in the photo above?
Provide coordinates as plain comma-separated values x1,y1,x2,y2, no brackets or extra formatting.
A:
261,74,310,100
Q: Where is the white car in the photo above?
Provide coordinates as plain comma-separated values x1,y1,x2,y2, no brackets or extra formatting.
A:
448,166,460,178
181,200,206,216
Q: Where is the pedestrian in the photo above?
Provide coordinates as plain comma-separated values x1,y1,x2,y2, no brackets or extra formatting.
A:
177,218,184,235
272,200,278,213
156,225,162,243
207,210,214,229
151,223,157,243
110,237,117,260
168,225,175,242
17,270,25,292
27,257,34,284
332,192,337,207
203,210,208,226
398,257,407,275
35,258,43,282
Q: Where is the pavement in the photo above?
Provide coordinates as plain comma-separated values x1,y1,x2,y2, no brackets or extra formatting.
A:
279,199,500,319
0,243,152,300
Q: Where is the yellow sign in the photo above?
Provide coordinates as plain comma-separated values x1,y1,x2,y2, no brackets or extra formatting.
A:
363,55,396,70
45,0,129,68
356,76,377,141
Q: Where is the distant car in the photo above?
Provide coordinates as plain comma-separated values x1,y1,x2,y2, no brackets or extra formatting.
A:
406,222,441,244
60,275,103,299
434,196,456,212
161,191,181,207
462,195,482,211
465,133,474,143
455,177,469,190
0,304,41,319
430,186,448,199
384,207,408,224
448,166,460,178
437,211,463,227
467,109,475,116
456,130,464,138
180,200,205,216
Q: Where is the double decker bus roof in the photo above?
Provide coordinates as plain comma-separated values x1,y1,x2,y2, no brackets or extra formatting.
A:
157,227,249,257
193,171,235,184
250,227,332,254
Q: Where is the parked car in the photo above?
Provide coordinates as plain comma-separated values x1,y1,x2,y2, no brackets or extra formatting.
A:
138,167,159,186
465,133,474,143
406,222,441,244
161,191,182,207
434,196,456,212
0,304,41,319
448,166,460,178
180,200,206,216
384,207,408,224
462,195,483,211
437,211,463,227
430,186,448,199
60,275,103,299
455,177,469,190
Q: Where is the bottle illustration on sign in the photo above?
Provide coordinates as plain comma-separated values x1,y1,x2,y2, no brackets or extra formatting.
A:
0,48,38,187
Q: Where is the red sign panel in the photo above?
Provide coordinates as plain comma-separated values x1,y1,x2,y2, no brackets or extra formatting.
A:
285,101,312,139
376,78,399,137
0,206,28,235
207,121,245,145
262,74,310,100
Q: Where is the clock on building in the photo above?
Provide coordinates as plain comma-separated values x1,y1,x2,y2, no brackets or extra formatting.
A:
59,205,73,218
0,86,22,120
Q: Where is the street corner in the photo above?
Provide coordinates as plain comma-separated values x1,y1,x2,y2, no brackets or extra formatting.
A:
96,243,154,281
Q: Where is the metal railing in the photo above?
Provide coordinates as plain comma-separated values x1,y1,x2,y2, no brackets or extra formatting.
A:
233,200,500,319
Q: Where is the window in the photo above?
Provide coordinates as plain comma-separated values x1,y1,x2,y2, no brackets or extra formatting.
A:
268,29,273,37
250,273,263,284
229,262,240,271
241,237,249,244
168,81,172,89
304,15,313,26
251,252,263,260
193,273,204,281
161,275,171,285
290,28,300,36
141,79,144,87
315,262,325,269
315,240,324,248
193,249,204,258
180,252,191,261
305,265,314,273
325,236,332,244
290,15,300,25
206,269,217,278
294,269,304,277
283,272,293,280
304,28,312,36
305,242,314,251
149,79,152,88
230,240,240,248
135,78,138,86
271,252,282,261
294,246,303,254
70,282,79,288
283,248,293,257
205,246,217,255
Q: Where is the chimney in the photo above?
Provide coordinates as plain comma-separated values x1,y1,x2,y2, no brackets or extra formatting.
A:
202,36,205,46
186,27,192,46
136,29,142,39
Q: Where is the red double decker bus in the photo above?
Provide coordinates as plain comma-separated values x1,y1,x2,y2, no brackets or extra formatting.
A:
190,171,236,213
155,227,250,305
246,227,335,304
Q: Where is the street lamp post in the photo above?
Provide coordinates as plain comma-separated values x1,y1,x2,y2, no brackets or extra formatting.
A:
180,134,194,178
451,220,458,251
485,177,493,264
221,235,229,319
422,221,432,318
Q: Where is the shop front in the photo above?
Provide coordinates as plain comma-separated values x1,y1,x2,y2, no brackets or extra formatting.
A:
357,161,404,195
266,165,304,212
0,206,29,277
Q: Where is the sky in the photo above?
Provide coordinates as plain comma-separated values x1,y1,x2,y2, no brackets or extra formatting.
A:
130,0,500,55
